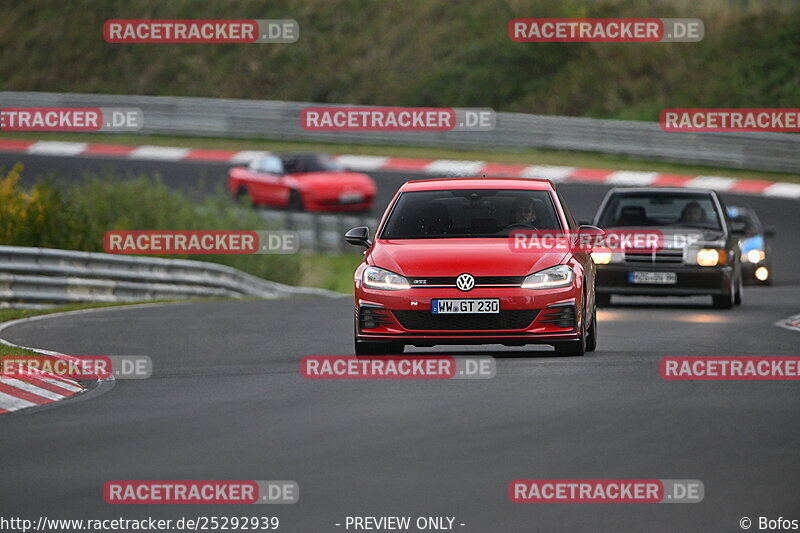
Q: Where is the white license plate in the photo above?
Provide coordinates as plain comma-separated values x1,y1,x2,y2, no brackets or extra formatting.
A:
431,299,500,314
629,271,677,284
338,192,364,204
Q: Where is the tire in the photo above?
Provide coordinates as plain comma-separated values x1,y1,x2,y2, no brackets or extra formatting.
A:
734,270,743,306
554,309,586,356
712,276,735,309
288,189,304,211
236,186,253,207
596,293,612,307
585,305,597,352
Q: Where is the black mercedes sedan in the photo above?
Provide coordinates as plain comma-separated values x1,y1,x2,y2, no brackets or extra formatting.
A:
591,188,745,309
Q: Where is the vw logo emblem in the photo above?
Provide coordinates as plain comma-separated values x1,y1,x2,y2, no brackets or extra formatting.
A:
456,273,475,292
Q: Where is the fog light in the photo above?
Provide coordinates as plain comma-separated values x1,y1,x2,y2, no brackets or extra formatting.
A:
755,266,769,281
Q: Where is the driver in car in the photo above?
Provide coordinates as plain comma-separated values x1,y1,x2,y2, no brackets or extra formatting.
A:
679,201,707,224
509,196,538,227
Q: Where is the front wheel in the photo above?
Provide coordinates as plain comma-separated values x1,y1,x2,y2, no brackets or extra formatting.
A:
554,317,586,356
712,273,736,309
585,305,597,352
734,270,743,306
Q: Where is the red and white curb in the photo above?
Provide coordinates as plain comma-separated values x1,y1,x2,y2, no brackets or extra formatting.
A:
0,372,84,414
0,314,94,415
1,139,799,199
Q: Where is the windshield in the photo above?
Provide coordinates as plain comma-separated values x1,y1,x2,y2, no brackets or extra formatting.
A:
380,189,562,239
280,154,342,173
727,207,760,237
597,192,721,231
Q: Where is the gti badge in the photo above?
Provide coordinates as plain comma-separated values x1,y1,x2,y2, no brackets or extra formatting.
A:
456,273,475,292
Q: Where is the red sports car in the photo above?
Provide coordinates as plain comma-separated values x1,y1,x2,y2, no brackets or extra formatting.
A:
228,152,376,212
345,178,599,356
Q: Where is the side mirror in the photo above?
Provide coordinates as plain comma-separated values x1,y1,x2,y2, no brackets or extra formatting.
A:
764,225,776,238
345,226,371,248
577,225,604,253
578,224,604,235
730,220,747,235
578,220,592,226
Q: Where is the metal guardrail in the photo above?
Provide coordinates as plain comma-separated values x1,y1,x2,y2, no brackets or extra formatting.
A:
0,245,343,305
259,210,378,253
2,91,800,173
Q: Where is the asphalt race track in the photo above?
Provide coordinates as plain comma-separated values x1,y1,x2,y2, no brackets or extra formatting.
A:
2,152,800,531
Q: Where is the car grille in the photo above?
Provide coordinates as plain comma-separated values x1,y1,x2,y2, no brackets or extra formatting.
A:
624,248,684,265
392,310,539,331
408,276,524,287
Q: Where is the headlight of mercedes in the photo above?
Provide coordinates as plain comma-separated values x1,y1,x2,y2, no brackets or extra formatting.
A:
362,266,410,290
521,264,574,289
696,248,726,267
591,251,612,264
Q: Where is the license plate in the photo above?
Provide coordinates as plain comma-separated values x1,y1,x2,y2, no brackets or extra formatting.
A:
431,299,500,314
338,192,364,204
629,271,677,284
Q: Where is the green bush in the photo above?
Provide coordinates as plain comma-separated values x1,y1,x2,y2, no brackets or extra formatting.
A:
0,167,303,285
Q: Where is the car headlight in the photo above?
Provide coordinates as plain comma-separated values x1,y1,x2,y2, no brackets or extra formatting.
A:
696,248,725,267
744,249,765,263
521,264,574,289
591,251,612,264
362,266,410,290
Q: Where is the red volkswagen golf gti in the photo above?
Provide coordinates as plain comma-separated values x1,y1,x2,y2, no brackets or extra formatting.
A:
345,178,599,356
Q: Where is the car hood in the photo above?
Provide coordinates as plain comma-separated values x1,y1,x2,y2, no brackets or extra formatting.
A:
369,239,568,277
290,171,375,190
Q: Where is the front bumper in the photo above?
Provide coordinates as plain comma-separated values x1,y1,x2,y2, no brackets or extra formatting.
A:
596,264,731,296
355,286,582,346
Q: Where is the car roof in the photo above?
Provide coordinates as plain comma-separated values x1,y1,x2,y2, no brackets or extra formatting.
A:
399,177,555,192
607,187,717,195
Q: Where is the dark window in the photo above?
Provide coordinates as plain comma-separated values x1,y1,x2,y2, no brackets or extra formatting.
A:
380,189,561,239
597,192,721,230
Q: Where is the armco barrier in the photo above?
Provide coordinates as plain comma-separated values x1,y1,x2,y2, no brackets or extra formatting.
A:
259,210,378,253
1,91,799,173
0,245,342,305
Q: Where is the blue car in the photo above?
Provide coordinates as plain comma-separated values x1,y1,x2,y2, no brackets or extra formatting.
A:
727,206,775,285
